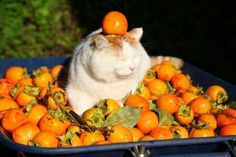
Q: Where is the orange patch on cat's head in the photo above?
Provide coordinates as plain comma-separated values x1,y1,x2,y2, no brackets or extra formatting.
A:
105,34,137,52
92,33,138,55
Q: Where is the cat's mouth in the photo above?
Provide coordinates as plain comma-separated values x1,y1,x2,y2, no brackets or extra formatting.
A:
115,69,135,79
116,74,132,79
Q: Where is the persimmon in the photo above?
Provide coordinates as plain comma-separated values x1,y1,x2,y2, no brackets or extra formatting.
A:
38,113,68,136
175,104,194,125
190,96,212,116
38,87,48,100
0,93,12,99
82,108,98,120
107,125,133,143
27,104,47,125
15,88,38,107
102,11,128,35
70,135,83,147
63,119,72,129
32,66,53,88
32,131,59,147
139,135,155,141
12,122,40,145
104,98,120,116
175,89,186,96
125,94,149,113
80,131,105,146
188,84,202,95
157,93,179,114
143,70,156,85
82,107,103,126
137,84,151,100
221,108,236,118
0,78,14,95
18,77,33,86
206,85,228,103
0,97,19,119
156,63,176,81
181,91,198,105
217,113,236,128
150,95,159,101
171,73,190,91
198,113,217,130
129,127,144,142
178,96,185,105
67,125,81,134
1,108,27,132
93,140,111,145
219,124,236,136
16,91,33,107
170,126,189,138
137,111,158,134
149,127,173,140
50,64,64,80
146,79,168,97
216,109,236,127
44,87,67,110
60,129,83,147
4,66,28,83
189,128,215,138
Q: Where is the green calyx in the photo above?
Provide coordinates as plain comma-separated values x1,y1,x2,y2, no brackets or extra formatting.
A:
177,104,191,117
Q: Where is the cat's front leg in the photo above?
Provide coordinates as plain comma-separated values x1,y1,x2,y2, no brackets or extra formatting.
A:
66,86,97,115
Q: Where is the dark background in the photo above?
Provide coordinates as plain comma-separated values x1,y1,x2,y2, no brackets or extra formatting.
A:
71,0,236,85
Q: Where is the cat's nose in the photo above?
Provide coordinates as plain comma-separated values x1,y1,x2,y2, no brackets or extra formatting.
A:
129,66,136,72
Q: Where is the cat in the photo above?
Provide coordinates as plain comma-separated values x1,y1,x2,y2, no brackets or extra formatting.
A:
66,28,183,115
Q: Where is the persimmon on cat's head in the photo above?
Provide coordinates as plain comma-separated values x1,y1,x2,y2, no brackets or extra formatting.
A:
80,28,147,82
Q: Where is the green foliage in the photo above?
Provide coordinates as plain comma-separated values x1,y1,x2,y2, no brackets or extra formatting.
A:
104,106,141,128
0,0,82,58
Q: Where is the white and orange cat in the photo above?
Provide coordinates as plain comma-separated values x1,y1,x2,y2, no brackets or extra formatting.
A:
66,28,183,115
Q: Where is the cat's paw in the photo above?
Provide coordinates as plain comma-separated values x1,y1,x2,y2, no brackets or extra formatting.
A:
150,55,184,69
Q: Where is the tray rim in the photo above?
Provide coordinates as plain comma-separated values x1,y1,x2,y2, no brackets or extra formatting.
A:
1,127,236,155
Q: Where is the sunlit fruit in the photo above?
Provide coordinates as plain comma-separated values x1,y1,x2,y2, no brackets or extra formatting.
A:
102,11,128,35
1,108,27,132
107,125,133,143
137,111,158,134
12,122,40,145
32,131,59,147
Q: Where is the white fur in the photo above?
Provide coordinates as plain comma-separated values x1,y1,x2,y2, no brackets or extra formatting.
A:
66,28,151,115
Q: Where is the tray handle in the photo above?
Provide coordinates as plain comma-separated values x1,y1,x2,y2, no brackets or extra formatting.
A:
224,139,236,157
129,145,150,157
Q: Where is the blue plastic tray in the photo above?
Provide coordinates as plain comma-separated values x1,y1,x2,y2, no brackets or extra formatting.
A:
0,56,236,157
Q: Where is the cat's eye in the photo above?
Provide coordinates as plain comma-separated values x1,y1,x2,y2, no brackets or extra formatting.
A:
89,42,96,52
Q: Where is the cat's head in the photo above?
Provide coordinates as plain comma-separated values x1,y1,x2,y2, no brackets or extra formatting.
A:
80,28,148,82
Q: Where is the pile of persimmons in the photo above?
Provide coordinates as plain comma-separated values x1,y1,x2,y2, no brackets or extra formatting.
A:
0,60,236,148
0,11,236,148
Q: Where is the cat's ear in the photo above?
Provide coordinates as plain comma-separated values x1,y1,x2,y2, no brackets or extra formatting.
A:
91,34,108,50
128,28,143,41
